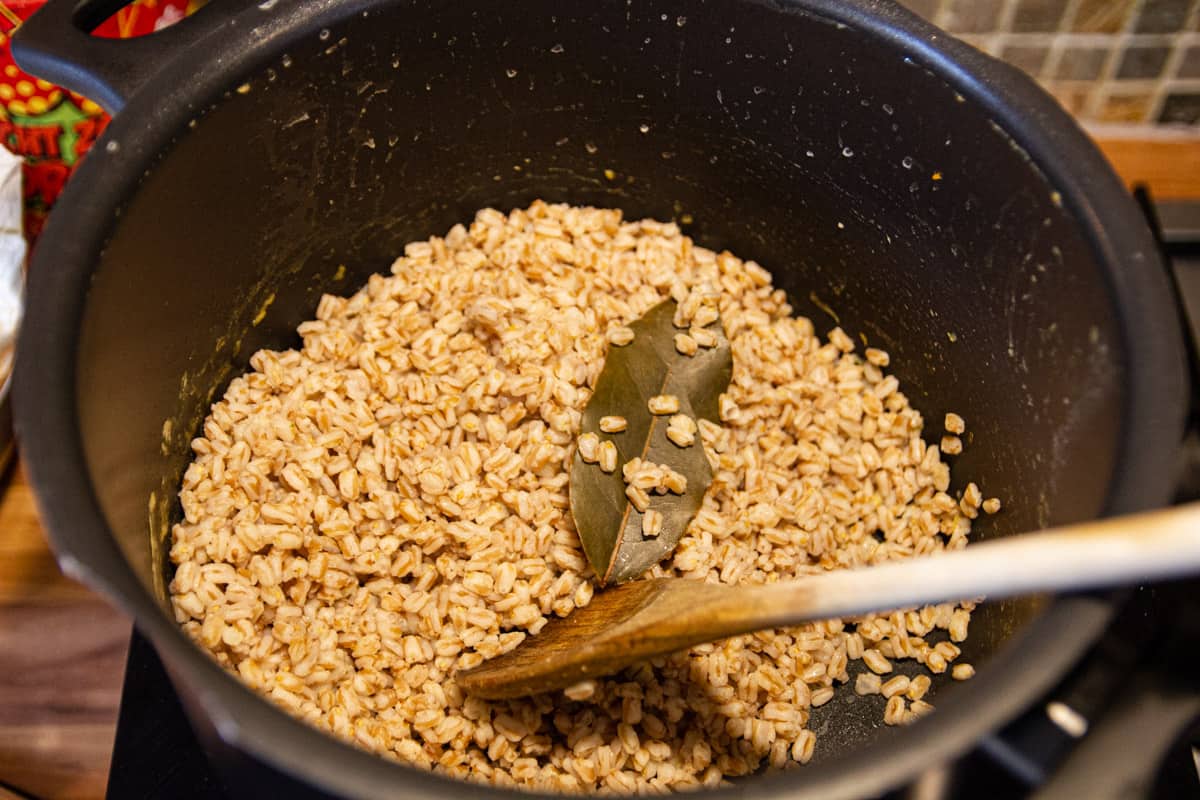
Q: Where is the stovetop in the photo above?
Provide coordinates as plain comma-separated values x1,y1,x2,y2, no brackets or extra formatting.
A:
103,196,1200,800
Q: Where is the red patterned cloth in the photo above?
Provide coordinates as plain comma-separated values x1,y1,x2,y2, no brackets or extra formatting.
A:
0,1,200,242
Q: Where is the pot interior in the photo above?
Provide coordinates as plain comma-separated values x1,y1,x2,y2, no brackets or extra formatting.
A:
73,0,1125,773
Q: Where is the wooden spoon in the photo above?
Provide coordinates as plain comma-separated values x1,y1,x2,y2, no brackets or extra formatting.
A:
456,503,1200,699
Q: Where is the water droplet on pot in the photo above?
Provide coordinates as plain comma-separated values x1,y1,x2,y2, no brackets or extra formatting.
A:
506,68,518,78
319,28,330,40
837,222,845,229
550,43,564,54
281,54,293,68
753,86,765,95
106,141,120,154
676,16,687,27
842,146,854,157
882,103,894,115
585,142,598,154
805,150,814,157
639,123,650,133
901,156,913,169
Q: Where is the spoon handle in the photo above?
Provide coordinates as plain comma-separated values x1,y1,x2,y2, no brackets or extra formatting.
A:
743,503,1200,629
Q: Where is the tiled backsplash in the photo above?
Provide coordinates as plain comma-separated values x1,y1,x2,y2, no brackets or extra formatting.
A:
901,0,1200,127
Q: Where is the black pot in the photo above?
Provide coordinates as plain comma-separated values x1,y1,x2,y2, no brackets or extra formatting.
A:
12,0,1190,797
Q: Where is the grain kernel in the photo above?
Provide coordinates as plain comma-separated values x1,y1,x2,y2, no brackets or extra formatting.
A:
599,415,628,433
854,673,881,695
690,327,718,348
598,441,618,473
577,432,600,462
607,326,635,346
940,435,963,455
625,484,650,513
648,394,680,415
674,333,698,356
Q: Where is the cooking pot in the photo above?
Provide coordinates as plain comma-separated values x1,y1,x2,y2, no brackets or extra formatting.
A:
11,0,1190,797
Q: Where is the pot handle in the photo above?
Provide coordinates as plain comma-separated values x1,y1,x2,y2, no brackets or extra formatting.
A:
11,0,247,114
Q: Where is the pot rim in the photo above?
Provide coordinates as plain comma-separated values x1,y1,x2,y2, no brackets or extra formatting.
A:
13,0,1188,797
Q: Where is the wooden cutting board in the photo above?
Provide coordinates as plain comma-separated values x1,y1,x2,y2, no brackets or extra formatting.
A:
0,135,1196,800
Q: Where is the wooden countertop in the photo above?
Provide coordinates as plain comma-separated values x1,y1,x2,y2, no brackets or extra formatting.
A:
0,465,128,800
1,134,1197,800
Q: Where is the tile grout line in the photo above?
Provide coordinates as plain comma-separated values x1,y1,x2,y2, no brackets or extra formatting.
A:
909,0,1200,128
1147,0,1200,124
994,32,1182,48
1078,0,1122,120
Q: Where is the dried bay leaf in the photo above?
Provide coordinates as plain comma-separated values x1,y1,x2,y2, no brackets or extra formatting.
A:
571,299,732,585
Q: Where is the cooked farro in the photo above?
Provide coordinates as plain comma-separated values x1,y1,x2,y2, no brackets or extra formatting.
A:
906,675,932,702
883,695,907,726
881,676,911,698
647,394,680,415
941,435,963,455
951,663,976,681
690,327,718,349
170,202,991,793
674,333,699,356
577,432,600,463
607,326,635,347
599,416,628,434
854,673,882,696
642,509,664,538
598,440,618,473
666,414,697,449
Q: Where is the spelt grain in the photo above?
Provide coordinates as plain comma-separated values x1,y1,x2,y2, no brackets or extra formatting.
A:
854,673,882,695
648,395,681,415
598,441,618,473
170,202,986,792
674,333,698,356
599,416,628,433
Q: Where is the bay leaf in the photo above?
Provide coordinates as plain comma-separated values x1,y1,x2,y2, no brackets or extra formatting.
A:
571,299,732,585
